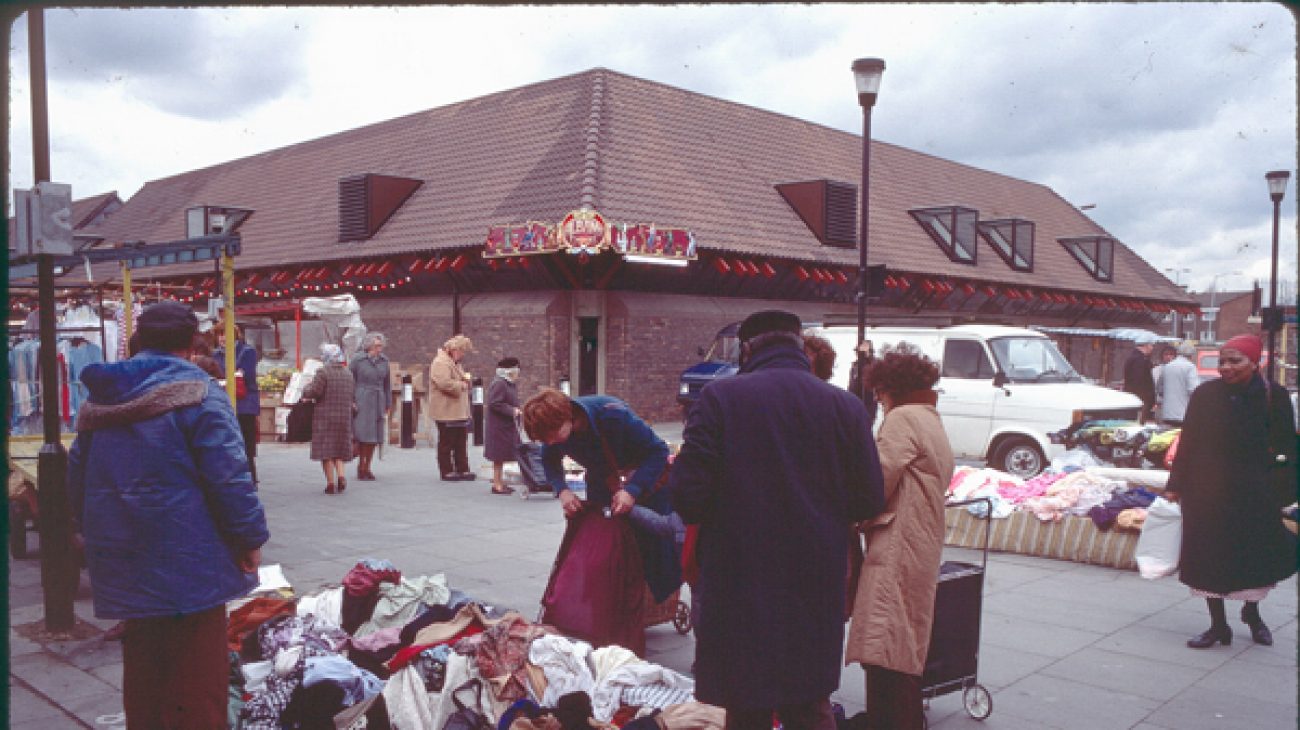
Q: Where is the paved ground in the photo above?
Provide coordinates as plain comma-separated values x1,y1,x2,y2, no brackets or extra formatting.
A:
8,427,1298,729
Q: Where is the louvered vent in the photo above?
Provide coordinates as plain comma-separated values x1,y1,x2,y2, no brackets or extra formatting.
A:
775,179,858,248
823,181,858,247
338,173,423,243
338,175,370,242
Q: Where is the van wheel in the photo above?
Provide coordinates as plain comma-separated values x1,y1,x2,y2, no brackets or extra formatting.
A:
992,438,1045,478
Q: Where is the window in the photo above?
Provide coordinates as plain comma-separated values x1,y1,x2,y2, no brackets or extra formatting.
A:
976,219,1034,271
988,336,1082,383
942,339,996,379
186,205,252,238
1058,236,1115,281
909,206,978,264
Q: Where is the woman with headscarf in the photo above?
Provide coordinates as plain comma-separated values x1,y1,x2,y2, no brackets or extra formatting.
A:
350,333,391,481
302,343,356,494
429,334,475,481
484,357,522,495
1165,334,1296,649
845,343,955,729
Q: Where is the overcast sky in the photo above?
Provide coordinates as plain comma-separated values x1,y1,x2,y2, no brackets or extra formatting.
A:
7,3,1296,294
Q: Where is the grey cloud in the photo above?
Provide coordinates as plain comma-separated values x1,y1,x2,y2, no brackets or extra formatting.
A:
39,8,307,120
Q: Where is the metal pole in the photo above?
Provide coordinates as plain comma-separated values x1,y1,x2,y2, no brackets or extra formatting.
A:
856,102,875,348
223,253,237,404
30,7,76,632
1268,195,1282,384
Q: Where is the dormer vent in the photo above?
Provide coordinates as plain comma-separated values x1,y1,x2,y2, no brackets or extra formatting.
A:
775,179,858,248
338,174,423,242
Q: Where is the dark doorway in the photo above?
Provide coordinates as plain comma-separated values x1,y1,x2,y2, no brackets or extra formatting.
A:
578,317,599,396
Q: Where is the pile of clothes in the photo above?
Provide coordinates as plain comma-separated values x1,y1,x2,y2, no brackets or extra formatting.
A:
225,559,718,729
947,465,1158,530
1052,420,1180,469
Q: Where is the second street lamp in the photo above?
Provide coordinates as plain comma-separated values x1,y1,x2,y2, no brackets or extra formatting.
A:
1265,170,1290,384
852,57,885,350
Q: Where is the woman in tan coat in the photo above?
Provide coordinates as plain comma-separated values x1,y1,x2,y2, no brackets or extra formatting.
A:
428,334,475,481
845,343,955,729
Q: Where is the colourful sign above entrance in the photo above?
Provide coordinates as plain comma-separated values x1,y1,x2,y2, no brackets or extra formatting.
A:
484,209,697,262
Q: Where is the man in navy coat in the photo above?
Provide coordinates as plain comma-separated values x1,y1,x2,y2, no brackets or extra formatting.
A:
669,310,885,727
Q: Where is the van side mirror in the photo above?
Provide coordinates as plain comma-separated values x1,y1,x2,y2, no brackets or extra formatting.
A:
992,372,1009,388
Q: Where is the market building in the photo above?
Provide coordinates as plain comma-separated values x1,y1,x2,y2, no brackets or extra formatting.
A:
38,68,1196,422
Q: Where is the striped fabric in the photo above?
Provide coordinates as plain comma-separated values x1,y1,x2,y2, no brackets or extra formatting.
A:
944,507,1140,571
621,683,694,708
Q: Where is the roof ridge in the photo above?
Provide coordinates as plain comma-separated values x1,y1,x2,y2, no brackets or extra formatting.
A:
579,70,605,210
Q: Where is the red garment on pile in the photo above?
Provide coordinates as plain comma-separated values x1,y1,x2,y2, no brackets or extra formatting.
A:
226,597,296,652
540,506,647,656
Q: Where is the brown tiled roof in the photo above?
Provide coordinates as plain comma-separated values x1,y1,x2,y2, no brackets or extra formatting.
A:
69,191,121,229
81,68,1190,302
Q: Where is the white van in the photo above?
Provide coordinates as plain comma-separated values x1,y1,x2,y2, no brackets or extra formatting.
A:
813,324,1143,477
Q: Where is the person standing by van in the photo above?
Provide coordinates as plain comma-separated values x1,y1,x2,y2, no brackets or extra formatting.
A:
847,339,880,425
845,343,955,729
1156,342,1199,426
1123,334,1157,423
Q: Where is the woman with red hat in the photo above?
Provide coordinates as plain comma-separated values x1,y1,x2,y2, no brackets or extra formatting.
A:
1165,334,1297,649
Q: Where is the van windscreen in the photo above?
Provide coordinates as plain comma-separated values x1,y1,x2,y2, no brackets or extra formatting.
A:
988,337,1082,383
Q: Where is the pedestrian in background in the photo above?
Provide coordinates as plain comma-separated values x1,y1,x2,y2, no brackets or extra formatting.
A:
485,357,523,495
1164,334,1296,649
668,310,885,728
803,332,837,382
215,324,261,485
350,333,391,481
845,343,955,729
1156,342,1199,426
1123,334,1157,423
68,301,268,728
429,334,476,481
847,339,880,426
303,343,355,494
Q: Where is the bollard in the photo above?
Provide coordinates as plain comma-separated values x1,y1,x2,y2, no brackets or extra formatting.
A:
400,374,415,449
471,377,485,446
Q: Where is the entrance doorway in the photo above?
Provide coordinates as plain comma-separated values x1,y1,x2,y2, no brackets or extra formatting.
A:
577,317,599,396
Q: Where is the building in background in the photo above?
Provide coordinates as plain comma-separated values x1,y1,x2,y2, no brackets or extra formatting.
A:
30,69,1197,421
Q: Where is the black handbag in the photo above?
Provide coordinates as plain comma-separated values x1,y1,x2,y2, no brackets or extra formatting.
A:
285,400,314,443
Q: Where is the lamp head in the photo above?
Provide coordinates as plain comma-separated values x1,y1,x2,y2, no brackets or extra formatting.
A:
851,58,886,108
1266,170,1290,202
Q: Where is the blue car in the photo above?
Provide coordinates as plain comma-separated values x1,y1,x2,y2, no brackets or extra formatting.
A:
677,321,741,420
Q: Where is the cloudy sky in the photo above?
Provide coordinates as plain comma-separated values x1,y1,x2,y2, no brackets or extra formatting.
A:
7,3,1296,294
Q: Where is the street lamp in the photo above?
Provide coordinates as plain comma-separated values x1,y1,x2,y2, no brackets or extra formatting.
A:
852,57,885,350
1207,270,1242,343
1265,170,1290,384
1164,267,1190,337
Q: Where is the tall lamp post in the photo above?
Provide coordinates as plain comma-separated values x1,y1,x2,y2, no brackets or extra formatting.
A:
1265,170,1290,384
851,57,885,348
1164,267,1190,338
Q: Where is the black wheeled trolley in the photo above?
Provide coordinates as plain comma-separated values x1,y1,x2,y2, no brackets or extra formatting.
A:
921,497,994,726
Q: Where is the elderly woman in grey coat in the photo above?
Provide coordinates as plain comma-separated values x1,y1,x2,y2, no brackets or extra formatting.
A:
302,343,355,494
484,357,522,495
350,333,391,481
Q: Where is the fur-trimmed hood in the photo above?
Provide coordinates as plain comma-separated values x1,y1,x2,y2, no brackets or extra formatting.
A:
75,352,212,431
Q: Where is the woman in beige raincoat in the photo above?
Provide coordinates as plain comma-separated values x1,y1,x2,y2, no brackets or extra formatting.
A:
846,343,955,729
428,334,475,481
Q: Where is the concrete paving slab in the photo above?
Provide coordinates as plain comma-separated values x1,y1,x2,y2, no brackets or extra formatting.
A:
969,641,1060,690
990,672,1162,729
10,652,118,704
982,589,1149,635
1192,653,1300,705
1145,685,1298,729
1091,624,1246,670
980,613,1104,658
8,681,74,723
1038,646,1205,701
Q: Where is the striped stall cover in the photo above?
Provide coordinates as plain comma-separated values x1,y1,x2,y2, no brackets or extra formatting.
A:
944,507,1140,571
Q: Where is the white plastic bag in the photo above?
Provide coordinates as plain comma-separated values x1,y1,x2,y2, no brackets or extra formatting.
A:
1135,497,1182,579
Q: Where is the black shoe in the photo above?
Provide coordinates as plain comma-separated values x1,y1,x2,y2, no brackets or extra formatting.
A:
337,476,346,493
1187,626,1232,649
324,484,337,495
440,474,458,482
456,472,478,481
1244,620,1273,646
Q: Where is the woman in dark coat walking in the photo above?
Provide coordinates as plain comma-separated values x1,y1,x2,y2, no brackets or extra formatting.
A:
484,357,522,495
1165,334,1296,649
302,344,355,494
350,333,391,481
